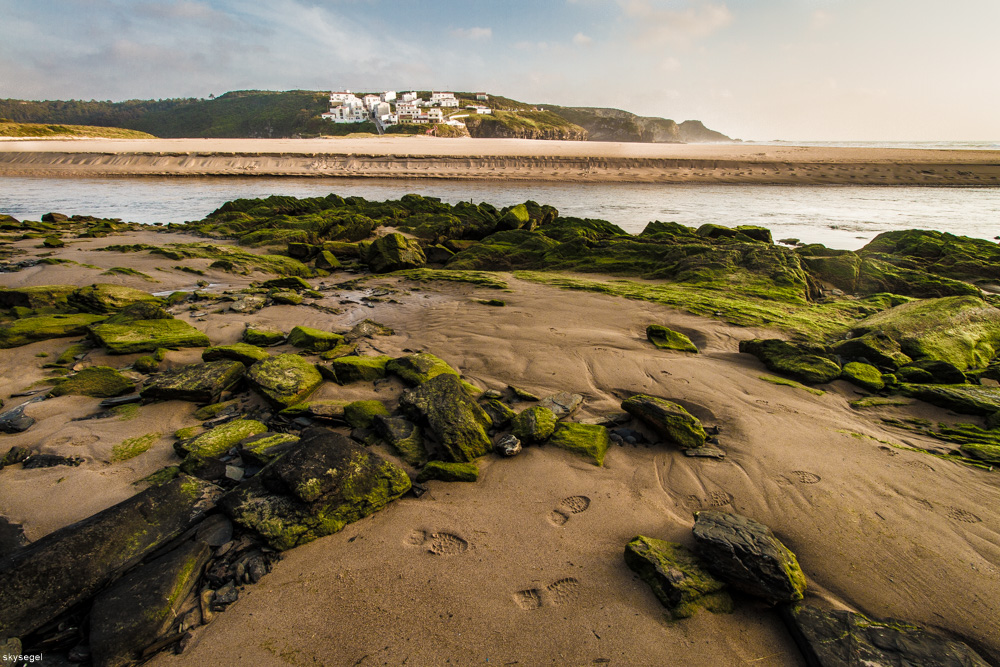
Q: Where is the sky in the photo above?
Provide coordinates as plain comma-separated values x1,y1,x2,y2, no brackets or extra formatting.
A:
1,0,997,141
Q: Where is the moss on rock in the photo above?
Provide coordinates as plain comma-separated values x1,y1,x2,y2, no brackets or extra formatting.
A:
416,461,479,483
0,313,106,349
367,233,427,273
176,419,267,465
343,400,390,429
739,338,841,384
243,325,285,346
372,415,427,467
399,374,492,462
246,354,323,407
511,405,557,443
386,352,460,386
286,326,344,353
621,395,707,449
193,399,239,421
89,319,210,354
141,360,245,404
624,536,733,620
0,285,76,311
326,355,392,384
202,343,270,366
240,432,301,466
841,362,885,392
67,283,159,314
646,325,698,353
832,332,911,369
111,432,160,462
548,422,610,466
49,366,134,398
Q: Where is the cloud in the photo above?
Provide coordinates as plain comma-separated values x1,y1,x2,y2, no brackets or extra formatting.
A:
572,32,593,46
621,0,732,46
451,26,493,40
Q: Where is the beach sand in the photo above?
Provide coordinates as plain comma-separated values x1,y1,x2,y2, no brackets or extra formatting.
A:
1,230,998,665
2,137,999,185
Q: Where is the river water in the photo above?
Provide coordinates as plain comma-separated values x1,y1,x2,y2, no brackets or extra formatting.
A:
2,176,999,250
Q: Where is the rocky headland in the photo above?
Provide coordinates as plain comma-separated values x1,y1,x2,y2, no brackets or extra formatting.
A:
0,196,998,665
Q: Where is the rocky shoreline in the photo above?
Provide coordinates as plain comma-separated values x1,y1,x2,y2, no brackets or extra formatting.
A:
0,197,998,665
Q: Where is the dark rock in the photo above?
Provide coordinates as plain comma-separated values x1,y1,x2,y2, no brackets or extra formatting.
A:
781,604,990,667
0,517,28,558
211,581,238,610
899,383,1000,416
194,515,234,548
261,276,312,292
898,359,967,385
0,476,220,638
739,338,841,384
22,454,84,469
102,302,172,325
314,250,341,271
621,394,707,449
1,446,30,466
0,405,35,434
495,433,522,457
367,233,427,273
424,244,455,264
246,354,323,408
692,511,806,605
508,385,540,401
832,332,911,369
416,461,479,483
372,415,428,467
683,446,726,460
539,392,583,419
141,360,246,404
98,394,143,408
89,540,212,667
239,432,300,467
480,398,516,430
511,405,557,443
286,326,344,353
398,374,493,462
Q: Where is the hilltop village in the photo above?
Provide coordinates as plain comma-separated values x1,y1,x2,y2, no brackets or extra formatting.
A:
321,90,493,133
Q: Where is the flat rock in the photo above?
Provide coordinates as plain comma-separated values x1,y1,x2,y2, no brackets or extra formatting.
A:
739,338,841,384
0,404,35,434
900,383,1000,416
176,419,268,468
692,511,806,605
621,394,707,449
398,374,492,462
67,283,159,314
286,326,344,353
373,415,428,467
246,354,323,407
202,343,270,366
548,422,610,466
511,405,556,443
683,446,726,460
539,392,583,419
325,355,392,384
386,352,460,386
49,366,135,398
89,319,210,354
646,325,698,353
240,432,301,467
624,536,732,620
141,360,246,404
416,461,479,483
0,313,107,349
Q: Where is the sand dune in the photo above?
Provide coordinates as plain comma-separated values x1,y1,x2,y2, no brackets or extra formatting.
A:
2,137,999,185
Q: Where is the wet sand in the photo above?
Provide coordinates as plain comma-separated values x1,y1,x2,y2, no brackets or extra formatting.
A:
1,137,999,185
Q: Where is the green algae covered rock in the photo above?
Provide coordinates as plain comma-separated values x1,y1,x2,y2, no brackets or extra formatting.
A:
850,295,1000,371
960,441,1000,465
221,428,410,551
193,399,238,421
801,253,861,293
101,301,172,325
621,394,707,449
318,341,359,360
548,422,610,466
202,343,270,366
739,338,841,384
646,325,698,353
287,325,344,353
326,355,392,384
315,250,341,271
89,319,210,354
832,331,911,369
0,285,76,311
344,400,390,429
279,400,349,423
624,536,733,620
399,374,492,462
0,475,220,638
49,366,134,398
480,398,516,430
417,461,479,483
840,362,885,392
67,283,159,314
141,360,246,404
240,432,301,466
899,383,1000,416
0,313,106,348
386,352,460,385
261,276,312,291
176,419,267,467
246,354,323,407
373,415,428,467
243,325,285,346
897,359,966,385
511,405,557,443
367,232,427,273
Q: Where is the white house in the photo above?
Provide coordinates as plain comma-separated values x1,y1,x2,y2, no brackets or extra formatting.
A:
400,91,418,103
431,91,456,103
322,103,369,123
363,95,381,109
476,92,489,101
329,90,357,104
381,90,397,102
396,101,420,120
474,106,492,114
426,108,444,122
439,97,459,108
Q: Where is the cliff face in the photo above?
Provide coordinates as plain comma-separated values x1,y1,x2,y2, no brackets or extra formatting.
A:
542,105,731,143
462,110,588,141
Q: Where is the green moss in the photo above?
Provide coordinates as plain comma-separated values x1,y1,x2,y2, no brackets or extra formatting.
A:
240,433,300,465
142,242,314,277
621,394,708,449
512,405,557,443
416,461,479,483
67,283,159,314
318,342,358,360
386,352,460,385
388,268,509,289
179,419,267,463
286,326,344,352
132,355,160,373
193,399,238,421
849,396,911,409
548,422,611,466
112,432,160,462
270,291,303,305
646,325,698,353
243,325,285,346
327,355,392,384
740,339,841,384
246,354,323,407
174,426,202,440
841,362,885,392
0,284,76,310
759,375,826,396
49,366,135,398
89,319,210,354
0,313,107,349
343,400,390,429
624,536,733,620
100,267,158,282
138,466,181,487
110,403,140,421
202,343,270,366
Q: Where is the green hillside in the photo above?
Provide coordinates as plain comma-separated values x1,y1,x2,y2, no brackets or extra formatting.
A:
0,120,155,139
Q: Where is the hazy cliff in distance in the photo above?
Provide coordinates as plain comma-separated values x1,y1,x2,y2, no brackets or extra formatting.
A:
541,105,732,143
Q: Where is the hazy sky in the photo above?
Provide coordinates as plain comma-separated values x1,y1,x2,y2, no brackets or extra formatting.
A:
2,0,997,141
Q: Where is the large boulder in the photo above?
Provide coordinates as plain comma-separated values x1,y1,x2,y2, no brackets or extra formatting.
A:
67,284,159,314
202,343,269,366
286,326,344,353
343,400,390,429
0,313,106,348
372,415,428,467
548,422,610,466
621,395,707,449
89,319,210,354
0,285,76,311
324,355,392,384
176,419,268,469
49,366,135,398
897,359,967,385
840,362,884,392
832,331,911,369
89,539,212,667
781,604,990,667
398,374,492,462
246,354,323,407
386,352,460,386
141,360,246,404
624,536,733,620
511,406,557,443
0,476,220,638
692,511,806,605
367,233,427,273
220,428,410,550
739,339,841,384
646,325,698,353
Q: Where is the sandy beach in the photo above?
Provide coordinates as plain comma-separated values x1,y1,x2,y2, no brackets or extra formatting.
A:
2,137,1000,185
1,223,998,665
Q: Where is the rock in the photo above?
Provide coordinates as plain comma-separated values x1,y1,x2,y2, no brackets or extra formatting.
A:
343,400,390,429
898,359,967,385
41,212,69,222
832,332,912,369
176,420,267,470
318,342,359,360
89,319,210,354
42,235,64,248
22,453,84,469
315,250,341,271
739,339,841,384
494,433,522,456
367,233,427,273
683,446,726,460
344,319,394,342
417,460,479,482
0,475,220,638
220,428,410,550
372,415,428,467
67,284,159,314
261,276,312,291
193,399,239,421
239,432,300,466
548,422,611,466
511,405,557,443
89,539,212,667
621,395,708,449
48,366,135,398
141,360,246,404
899,383,1000,416
194,514,233,547
270,290,303,305
202,343,270,366
102,301,173,325
624,536,733,620
691,511,806,605
424,244,455,264
279,400,349,423
398,374,493,462
539,392,584,419
243,325,284,346
2,446,30,466
325,355,392,384
780,604,990,667
646,325,698,353
0,405,34,434
0,313,107,349
0,284,76,310
840,361,885,392
229,295,266,314
508,385,540,401
286,326,344,353
480,398,516,430
386,352,460,386
850,295,1000,370
246,354,323,407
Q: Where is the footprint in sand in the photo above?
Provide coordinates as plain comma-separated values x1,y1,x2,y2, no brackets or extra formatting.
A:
513,578,581,610
548,495,591,526
946,507,982,524
904,459,935,472
684,491,734,509
513,589,543,610
403,530,470,555
792,470,822,484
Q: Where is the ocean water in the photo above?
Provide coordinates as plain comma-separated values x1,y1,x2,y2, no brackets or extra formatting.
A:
1,176,999,251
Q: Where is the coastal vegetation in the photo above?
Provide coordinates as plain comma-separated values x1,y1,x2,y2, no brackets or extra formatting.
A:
0,120,154,139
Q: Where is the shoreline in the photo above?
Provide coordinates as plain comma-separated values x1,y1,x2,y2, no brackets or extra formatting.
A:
2,137,999,185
